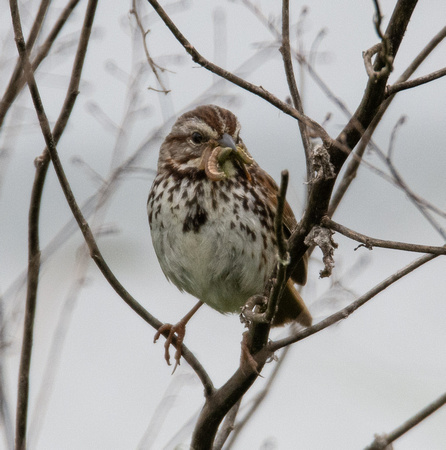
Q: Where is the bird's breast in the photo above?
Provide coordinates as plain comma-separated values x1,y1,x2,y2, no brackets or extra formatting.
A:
148,174,277,313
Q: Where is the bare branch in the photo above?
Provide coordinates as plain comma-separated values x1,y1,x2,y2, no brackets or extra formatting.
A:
365,391,446,450
287,2,420,281
386,66,446,96
372,0,393,76
363,43,392,81
322,217,446,255
0,0,51,130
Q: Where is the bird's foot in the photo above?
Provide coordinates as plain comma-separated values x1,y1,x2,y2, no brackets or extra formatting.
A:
153,321,186,373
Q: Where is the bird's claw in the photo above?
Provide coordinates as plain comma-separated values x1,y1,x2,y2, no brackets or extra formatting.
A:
154,322,186,372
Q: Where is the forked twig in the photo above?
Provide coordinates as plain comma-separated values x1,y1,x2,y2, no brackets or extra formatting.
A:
322,217,446,255
387,67,446,97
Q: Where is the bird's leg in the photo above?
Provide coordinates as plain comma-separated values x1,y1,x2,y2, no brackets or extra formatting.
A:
154,301,203,371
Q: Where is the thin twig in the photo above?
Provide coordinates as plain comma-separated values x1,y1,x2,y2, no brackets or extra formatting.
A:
266,170,290,322
387,115,406,161
322,217,446,255
372,0,392,77
270,251,437,352
386,66,446,97
365,391,446,450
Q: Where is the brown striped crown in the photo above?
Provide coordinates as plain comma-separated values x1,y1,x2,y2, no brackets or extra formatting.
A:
156,105,248,174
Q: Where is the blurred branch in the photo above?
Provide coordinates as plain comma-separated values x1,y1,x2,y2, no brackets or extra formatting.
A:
365,391,446,450
270,251,437,352
322,217,446,255
279,0,311,178
146,0,332,144
0,0,51,130
0,315,13,450
384,134,446,240
237,0,354,119
0,0,81,130
371,0,392,77
386,66,446,96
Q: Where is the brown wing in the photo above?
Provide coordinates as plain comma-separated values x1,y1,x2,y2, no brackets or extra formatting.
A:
255,166,308,286
251,165,312,327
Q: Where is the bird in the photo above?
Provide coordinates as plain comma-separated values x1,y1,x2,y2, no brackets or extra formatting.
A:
147,104,311,367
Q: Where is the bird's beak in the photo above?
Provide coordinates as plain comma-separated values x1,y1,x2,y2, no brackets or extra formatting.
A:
218,133,254,166
201,133,254,182
218,133,237,152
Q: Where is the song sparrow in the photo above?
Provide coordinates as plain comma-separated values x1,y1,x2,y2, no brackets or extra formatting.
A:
148,105,311,366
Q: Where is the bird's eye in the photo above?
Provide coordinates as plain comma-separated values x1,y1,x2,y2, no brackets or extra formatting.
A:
191,132,204,144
